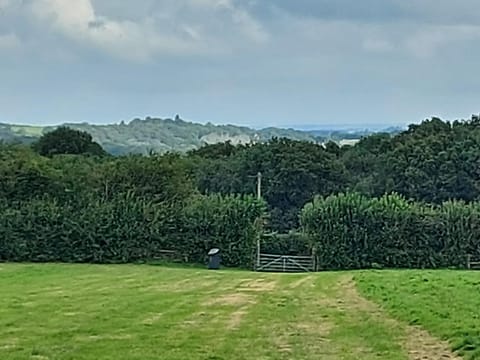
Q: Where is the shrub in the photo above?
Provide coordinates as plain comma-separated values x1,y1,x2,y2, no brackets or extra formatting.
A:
0,194,265,268
301,193,480,270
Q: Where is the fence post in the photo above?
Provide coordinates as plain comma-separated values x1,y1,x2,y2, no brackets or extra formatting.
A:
312,246,317,272
256,237,261,270
253,217,263,271
467,254,471,270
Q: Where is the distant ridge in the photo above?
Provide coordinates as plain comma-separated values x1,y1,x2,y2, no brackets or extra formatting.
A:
0,116,392,155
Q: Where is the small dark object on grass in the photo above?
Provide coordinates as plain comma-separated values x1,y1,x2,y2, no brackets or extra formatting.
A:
208,248,221,270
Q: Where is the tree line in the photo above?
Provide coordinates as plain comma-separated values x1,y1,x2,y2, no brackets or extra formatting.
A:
2,116,480,268
189,116,480,232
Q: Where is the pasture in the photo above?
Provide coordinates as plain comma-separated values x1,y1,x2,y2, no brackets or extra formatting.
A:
0,264,478,359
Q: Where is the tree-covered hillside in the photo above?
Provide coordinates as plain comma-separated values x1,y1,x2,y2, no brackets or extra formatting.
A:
0,116,390,155
0,117,324,155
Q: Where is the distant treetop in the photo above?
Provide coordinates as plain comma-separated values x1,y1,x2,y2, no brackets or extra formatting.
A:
32,126,107,157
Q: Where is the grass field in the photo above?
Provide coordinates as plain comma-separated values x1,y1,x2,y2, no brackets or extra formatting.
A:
0,264,477,359
357,271,480,360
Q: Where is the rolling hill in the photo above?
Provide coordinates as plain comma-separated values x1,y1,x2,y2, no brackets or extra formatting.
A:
0,116,387,155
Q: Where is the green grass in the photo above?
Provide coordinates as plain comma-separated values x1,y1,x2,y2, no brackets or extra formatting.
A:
357,270,480,360
0,264,470,360
0,264,406,360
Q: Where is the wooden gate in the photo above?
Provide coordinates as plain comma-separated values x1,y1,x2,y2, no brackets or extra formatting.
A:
467,255,480,270
255,253,314,272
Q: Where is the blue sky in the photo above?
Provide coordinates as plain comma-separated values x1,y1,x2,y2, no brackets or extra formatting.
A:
1,0,480,129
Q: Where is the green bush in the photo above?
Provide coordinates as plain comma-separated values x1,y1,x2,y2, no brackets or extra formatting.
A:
301,193,480,270
180,195,266,267
260,231,311,256
0,194,265,268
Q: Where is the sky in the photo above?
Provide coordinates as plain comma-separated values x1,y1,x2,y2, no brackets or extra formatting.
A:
1,0,480,129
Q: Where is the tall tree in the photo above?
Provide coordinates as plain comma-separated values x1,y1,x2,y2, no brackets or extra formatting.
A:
33,127,107,157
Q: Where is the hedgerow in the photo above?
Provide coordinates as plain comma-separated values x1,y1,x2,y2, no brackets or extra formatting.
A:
301,193,480,269
0,194,265,268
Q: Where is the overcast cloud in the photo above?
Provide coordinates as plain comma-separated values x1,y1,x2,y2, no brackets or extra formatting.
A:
1,0,479,128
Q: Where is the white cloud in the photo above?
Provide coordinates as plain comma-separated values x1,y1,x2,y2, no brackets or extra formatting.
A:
30,0,96,29
188,0,232,8
405,25,480,58
0,0,12,9
26,0,189,61
230,6,269,43
363,38,394,53
0,33,20,51
188,0,268,43
18,0,268,61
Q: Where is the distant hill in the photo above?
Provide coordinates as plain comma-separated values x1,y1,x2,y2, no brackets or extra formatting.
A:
0,117,398,155
0,117,324,155
307,126,403,139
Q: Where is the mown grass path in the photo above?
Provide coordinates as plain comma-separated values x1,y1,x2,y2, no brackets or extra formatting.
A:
0,264,464,359
357,270,480,360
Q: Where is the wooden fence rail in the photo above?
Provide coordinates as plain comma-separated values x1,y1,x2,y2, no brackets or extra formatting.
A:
467,255,480,270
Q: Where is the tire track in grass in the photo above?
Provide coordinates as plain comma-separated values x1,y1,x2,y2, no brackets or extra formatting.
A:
202,278,277,331
156,275,276,359
283,274,336,358
213,273,405,359
213,274,339,360
342,275,461,360
307,274,405,360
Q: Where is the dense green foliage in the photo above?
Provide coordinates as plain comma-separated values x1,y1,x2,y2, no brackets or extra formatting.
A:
190,138,348,231
344,117,480,203
180,195,265,266
32,127,107,157
301,192,480,269
0,143,265,267
191,115,480,232
0,194,264,267
260,231,311,255
3,116,480,268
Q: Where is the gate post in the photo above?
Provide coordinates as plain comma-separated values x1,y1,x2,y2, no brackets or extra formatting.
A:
256,237,261,270
312,246,317,272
